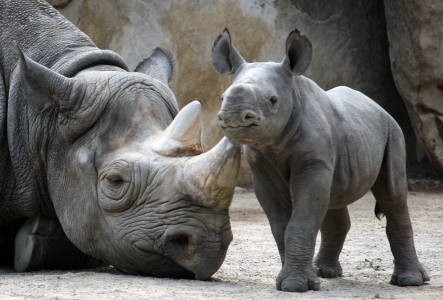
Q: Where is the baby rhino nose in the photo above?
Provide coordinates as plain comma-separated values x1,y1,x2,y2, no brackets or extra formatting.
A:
218,108,259,128
218,110,225,122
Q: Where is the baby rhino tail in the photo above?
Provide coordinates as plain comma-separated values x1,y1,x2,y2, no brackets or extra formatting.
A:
374,202,385,220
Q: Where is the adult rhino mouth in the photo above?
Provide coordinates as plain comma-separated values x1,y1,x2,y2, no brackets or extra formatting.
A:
129,226,230,281
122,245,196,279
161,225,232,280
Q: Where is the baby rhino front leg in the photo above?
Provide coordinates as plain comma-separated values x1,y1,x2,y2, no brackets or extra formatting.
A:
276,167,332,292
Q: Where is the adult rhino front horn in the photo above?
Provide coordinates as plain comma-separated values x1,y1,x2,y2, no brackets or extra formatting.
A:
0,0,240,281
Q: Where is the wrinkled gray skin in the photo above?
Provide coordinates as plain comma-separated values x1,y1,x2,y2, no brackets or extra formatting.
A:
0,0,241,280
213,29,429,292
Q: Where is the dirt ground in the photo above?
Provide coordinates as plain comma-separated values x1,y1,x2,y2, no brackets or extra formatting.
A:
0,187,442,300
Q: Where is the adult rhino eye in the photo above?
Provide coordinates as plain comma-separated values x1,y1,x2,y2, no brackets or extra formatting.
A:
99,163,133,212
102,173,130,201
269,96,278,105
106,175,124,186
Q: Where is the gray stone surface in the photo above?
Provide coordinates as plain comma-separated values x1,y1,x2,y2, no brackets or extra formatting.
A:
57,0,421,184
384,0,443,173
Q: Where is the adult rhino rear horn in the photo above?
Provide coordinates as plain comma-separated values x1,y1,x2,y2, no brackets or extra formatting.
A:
153,100,241,209
153,100,204,157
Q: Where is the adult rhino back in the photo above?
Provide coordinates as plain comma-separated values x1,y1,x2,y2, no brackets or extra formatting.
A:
0,0,241,280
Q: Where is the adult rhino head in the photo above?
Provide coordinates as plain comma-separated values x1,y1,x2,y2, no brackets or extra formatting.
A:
213,28,311,145
14,45,241,280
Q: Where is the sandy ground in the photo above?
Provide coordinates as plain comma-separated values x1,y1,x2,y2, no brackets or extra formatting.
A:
0,189,442,300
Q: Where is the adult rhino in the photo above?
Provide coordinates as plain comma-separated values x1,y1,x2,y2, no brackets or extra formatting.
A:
212,28,429,292
0,0,241,280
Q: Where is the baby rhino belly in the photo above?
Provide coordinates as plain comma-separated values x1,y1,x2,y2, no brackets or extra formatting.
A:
329,133,386,209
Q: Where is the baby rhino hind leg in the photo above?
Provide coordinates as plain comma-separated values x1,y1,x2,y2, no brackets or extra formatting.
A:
371,134,429,286
314,207,350,278
14,216,105,272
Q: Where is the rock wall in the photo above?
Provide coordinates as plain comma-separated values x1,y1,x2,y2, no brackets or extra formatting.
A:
384,0,443,174
56,0,423,185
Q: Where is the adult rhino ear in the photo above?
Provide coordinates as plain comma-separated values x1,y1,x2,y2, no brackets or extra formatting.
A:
15,42,81,113
134,47,174,87
212,28,245,75
152,101,203,157
281,29,312,76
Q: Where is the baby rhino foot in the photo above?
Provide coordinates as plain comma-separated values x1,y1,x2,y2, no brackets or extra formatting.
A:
314,261,343,278
276,268,321,292
390,266,430,286
14,216,105,272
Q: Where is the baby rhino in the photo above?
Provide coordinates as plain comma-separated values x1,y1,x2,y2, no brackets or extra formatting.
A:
212,28,429,292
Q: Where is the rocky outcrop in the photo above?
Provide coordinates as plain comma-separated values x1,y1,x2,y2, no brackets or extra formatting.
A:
56,0,424,184
384,0,443,173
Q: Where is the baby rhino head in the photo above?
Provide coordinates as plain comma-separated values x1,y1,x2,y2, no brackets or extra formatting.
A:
213,29,312,145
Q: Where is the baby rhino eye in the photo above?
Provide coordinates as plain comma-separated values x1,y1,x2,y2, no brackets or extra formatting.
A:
269,96,278,105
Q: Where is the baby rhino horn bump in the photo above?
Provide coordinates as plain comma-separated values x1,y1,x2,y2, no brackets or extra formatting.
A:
185,137,241,208
153,101,203,157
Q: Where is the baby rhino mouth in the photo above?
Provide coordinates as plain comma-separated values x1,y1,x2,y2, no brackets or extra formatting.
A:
220,121,260,129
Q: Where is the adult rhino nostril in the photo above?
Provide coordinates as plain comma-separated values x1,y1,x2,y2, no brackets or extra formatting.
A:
163,228,201,257
171,235,189,248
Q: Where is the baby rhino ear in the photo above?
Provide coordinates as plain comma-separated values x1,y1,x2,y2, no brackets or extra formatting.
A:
281,29,312,76
135,47,174,87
